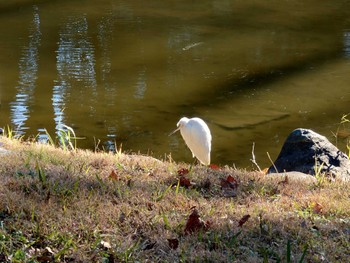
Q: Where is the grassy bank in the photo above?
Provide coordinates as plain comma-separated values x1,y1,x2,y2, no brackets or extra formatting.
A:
0,136,349,262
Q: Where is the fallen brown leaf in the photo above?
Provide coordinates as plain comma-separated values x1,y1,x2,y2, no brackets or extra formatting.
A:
278,175,289,185
220,175,239,190
179,176,192,188
36,255,53,263
238,214,251,227
261,168,269,175
209,163,220,170
184,208,210,234
312,202,323,214
178,168,189,176
167,238,179,249
108,170,119,181
146,202,154,211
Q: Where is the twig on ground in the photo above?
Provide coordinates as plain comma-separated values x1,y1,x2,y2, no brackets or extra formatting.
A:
267,152,278,173
250,142,262,172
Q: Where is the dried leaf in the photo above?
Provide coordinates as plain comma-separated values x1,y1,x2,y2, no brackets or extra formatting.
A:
262,167,269,174
146,202,154,211
278,175,289,185
221,175,239,190
209,163,220,170
36,255,53,262
184,209,210,234
312,202,323,214
226,175,237,184
238,214,251,227
178,168,189,176
167,238,179,249
108,170,119,181
179,176,192,188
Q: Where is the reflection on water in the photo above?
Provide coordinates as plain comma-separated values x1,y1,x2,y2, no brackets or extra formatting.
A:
134,67,147,99
10,6,41,133
97,14,115,80
344,31,350,58
53,15,97,131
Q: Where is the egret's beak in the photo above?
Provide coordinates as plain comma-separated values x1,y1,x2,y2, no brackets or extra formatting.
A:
168,127,180,136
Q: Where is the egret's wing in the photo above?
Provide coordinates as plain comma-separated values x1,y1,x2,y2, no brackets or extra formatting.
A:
181,118,211,165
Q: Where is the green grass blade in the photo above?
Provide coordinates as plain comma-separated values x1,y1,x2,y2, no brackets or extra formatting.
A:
156,184,172,202
286,240,291,263
298,244,308,263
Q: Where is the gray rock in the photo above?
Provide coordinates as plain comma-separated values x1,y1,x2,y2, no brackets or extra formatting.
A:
268,128,350,180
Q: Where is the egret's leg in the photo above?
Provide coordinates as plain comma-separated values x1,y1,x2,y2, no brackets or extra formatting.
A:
189,159,198,172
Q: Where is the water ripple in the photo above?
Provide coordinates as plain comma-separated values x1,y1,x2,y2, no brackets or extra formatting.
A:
53,15,97,132
10,6,41,134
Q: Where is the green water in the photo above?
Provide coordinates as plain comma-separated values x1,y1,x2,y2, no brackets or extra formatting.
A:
0,0,350,168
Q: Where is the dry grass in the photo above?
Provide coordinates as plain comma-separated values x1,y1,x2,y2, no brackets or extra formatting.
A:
0,136,349,262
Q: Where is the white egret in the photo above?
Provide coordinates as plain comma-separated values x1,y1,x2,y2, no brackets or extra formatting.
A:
170,117,212,165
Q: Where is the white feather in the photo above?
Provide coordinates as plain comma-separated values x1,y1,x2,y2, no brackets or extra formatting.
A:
175,117,212,165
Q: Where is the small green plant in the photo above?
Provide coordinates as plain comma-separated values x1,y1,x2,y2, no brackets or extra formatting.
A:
3,126,14,139
13,249,25,262
175,179,180,196
115,142,123,157
58,124,78,151
332,113,350,157
36,160,47,186
286,240,308,263
227,231,241,248
44,128,55,146
342,114,350,157
44,124,84,151
96,174,107,190
154,183,173,202
119,239,140,263
313,159,325,188
162,213,171,230
54,237,75,261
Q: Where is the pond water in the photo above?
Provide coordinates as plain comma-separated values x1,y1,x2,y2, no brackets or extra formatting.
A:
0,0,350,168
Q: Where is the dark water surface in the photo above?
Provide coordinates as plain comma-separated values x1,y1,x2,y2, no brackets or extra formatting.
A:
0,0,350,168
